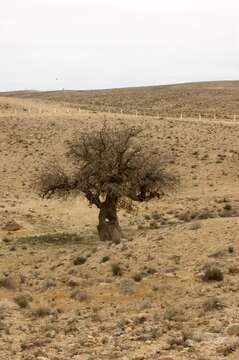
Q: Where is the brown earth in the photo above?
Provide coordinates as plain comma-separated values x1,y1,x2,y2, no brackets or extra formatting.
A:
1,80,239,118
0,83,239,360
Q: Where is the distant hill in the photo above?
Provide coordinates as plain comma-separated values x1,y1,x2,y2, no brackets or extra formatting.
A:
1,81,239,118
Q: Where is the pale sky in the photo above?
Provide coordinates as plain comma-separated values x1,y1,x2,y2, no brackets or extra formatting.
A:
1,0,239,90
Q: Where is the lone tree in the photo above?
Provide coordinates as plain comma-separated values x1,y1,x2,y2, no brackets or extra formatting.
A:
38,122,176,243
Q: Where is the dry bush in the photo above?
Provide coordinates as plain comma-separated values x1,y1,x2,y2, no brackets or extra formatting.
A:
111,263,122,276
31,305,53,318
202,267,224,282
14,293,32,308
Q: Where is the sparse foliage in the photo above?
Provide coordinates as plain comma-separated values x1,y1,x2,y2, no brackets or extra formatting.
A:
38,121,176,242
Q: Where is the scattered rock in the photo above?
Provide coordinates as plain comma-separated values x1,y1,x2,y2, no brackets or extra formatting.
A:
2,220,21,232
73,256,87,265
227,324,239,336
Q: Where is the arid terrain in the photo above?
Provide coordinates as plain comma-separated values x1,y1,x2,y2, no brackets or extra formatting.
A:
1,81,239,360
2,80,239,118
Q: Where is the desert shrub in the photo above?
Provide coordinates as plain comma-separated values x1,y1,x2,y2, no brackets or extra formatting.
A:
14,293,32,308
73,256,86,265
224,204,232,211
111,263,122,276
101,255,110,263
16,232,83,245
228,246,234,254
202,267,224,282
31,306,52,318
132,272,144,282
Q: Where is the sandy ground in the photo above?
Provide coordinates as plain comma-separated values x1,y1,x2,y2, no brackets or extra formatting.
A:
0,95,239,359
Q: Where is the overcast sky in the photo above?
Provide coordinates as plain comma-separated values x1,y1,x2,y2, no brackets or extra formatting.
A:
1,0,239,91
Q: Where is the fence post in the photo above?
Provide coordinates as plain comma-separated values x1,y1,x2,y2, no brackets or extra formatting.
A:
180,113,183,120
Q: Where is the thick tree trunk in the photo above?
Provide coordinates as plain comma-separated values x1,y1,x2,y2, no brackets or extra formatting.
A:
97,195,122,243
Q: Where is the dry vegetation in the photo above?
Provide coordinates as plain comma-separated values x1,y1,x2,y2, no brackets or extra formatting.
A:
0,82,239,359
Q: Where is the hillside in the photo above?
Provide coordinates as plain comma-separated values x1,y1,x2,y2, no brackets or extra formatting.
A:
1,81,239,118
0,93,239,359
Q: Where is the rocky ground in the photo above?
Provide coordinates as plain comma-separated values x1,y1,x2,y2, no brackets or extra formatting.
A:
0,94,239,359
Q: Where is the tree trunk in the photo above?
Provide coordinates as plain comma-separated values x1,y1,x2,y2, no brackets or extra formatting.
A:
97,195,122,243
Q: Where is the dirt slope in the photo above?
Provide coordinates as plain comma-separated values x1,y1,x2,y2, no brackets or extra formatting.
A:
0,94,239,359
1,80,239,118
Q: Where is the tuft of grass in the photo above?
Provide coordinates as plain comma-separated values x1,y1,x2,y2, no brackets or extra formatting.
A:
15,232,95,246
73,256,86,265
132,272,144,282
111,263,122,276
101,255,110,263
15,293,32,308
202,267,224,282
31,305,53,318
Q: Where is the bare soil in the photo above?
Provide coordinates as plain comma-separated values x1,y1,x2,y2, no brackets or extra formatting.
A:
0,84,239,360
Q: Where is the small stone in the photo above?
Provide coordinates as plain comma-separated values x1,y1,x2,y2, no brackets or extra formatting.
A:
2,220,21,232
208,250,224,258
184,339,194,347
227,324,239,336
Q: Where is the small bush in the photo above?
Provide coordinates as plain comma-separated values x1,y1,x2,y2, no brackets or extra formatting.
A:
14,293,32,308
224,204,232,211
111,263,122,276
101,255,110,263
32,306,52,318
132,272,144,282
202,267,224,282
73,256,86,266
228,246,234,254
